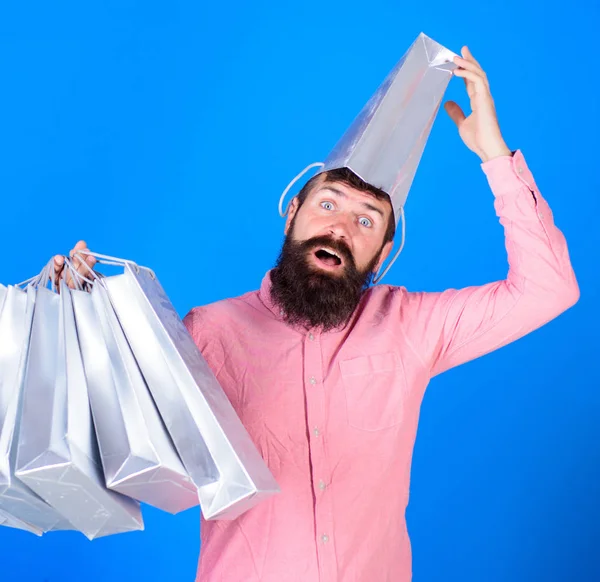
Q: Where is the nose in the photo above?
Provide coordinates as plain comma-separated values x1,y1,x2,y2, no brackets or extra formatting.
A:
327,214,353,240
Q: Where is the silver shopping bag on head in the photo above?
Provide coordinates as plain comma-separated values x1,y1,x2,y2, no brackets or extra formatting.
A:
71,276,198,514
280,33,457,283
80,251,280,520
318,32,457,222
0,271,73,533
15,273,144,540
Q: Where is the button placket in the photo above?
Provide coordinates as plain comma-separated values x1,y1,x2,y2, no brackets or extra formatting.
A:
303,329,336,575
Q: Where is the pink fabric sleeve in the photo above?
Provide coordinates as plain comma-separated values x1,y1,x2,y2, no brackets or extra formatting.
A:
406,150,580,377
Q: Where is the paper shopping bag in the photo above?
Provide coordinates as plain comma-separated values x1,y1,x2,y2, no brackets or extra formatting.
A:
319,32,457,221
72,281,198,514
0,282,73,532
0,284,6,312
87,253,280,520
15,281,144,540
0,507,42,535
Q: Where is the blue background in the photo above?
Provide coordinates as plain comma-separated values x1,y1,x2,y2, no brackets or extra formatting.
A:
0,1,598,580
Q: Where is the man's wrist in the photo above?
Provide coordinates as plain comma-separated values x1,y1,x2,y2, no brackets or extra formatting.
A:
480,144,513,163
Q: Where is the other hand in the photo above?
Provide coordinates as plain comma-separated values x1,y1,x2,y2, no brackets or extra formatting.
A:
53,240,97,289
444,46,512,163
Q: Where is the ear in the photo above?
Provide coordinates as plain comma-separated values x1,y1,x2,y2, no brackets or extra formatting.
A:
284,197,300,236
373,239,394,274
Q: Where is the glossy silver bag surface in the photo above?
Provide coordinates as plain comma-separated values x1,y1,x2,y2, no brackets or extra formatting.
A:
15,282,144,540
0,284,72,533
319,32,457,222
72,282,198,514
91,256,280,520
0,507,42,535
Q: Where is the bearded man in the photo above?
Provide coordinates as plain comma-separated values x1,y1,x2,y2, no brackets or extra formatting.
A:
60,45,579,581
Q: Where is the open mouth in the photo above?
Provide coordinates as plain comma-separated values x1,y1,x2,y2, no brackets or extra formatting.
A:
313,247,343,270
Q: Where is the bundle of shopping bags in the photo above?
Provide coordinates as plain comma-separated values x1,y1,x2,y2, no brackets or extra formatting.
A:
0,252,279,539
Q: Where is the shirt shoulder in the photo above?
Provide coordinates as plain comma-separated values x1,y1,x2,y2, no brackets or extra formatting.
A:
182,288,263,343
359,283,460,366
362,283,450,315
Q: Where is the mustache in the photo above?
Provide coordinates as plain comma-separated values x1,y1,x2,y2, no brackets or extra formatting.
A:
298,235,355,266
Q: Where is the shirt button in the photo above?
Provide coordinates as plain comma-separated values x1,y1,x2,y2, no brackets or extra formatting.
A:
313,427,320,437
308,333,315,341
321,534,329,543
309,376,316,385
517,167,524,174
318,479,326,491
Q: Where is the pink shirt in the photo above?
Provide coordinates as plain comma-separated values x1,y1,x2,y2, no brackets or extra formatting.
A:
184,151,579,582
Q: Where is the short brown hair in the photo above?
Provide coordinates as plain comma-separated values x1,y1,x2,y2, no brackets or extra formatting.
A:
294,167,396,244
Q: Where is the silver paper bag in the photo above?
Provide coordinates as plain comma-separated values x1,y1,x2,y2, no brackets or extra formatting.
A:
0,284,7,313
0,282,72,532
15,281,144,540
84,253,280,520
319,32,457,222
0,507,42,535
72,281,198,514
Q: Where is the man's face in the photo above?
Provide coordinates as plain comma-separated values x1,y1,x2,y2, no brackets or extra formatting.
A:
285,177,393,274
269,176,394,331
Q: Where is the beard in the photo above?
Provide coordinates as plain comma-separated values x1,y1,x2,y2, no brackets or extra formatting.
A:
269,231,382,332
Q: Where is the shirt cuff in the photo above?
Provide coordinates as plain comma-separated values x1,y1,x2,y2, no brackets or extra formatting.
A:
480,149,538,197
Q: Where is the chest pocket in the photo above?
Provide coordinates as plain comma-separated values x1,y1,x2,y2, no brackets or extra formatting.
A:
339,352,406,431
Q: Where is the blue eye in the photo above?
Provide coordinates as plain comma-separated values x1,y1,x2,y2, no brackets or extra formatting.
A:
321,201,334,211
359,217,372,228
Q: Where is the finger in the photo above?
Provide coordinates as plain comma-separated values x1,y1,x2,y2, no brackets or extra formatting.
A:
77,253,96,275
69,240,89,260
53,254,66,285
461,45,482,69
65,269,75,289
453,56,486,82
75,251,96,283
54,254,65,273
453,68,489,95
444,101,466,127
85,255,97,270
70,240,90,272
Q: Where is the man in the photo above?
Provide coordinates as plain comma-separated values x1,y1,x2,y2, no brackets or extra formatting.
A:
60,46,579,581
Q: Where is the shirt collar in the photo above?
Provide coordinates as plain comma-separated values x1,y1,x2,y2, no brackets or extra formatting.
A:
258,270,285,320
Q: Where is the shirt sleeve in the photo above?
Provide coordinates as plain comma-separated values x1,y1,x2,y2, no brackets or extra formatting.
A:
183,305,239,408
408,149,580,378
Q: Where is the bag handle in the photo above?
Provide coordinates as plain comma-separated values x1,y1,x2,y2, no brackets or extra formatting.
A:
63,257,95,291
278,162,324,217
372,205,405,284
76,250,156,280
17,258,57,291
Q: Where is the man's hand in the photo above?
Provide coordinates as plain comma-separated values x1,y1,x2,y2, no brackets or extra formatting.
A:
53,240,97,289
444,46,512,163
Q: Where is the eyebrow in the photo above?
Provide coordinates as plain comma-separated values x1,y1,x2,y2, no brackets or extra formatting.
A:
319,186,385,219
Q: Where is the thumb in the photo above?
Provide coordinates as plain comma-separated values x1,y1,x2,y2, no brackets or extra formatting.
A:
444,100,466,127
